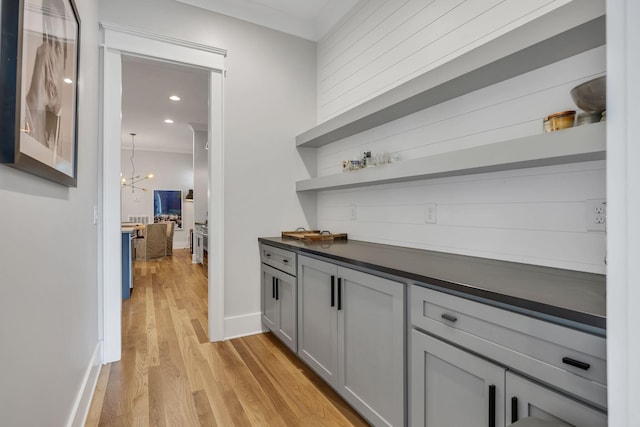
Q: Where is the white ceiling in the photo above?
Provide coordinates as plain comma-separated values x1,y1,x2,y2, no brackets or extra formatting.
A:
121,55,209,154
175,0,360,41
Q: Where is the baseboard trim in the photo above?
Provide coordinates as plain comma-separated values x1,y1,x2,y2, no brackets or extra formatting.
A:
67,342,102,427
224,312,264,340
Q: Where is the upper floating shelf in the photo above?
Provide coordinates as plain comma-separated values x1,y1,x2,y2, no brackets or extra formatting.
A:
295,122,606,192
296,2,605,148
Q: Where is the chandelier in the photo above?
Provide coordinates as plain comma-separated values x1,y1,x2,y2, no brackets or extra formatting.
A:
121,133,153,193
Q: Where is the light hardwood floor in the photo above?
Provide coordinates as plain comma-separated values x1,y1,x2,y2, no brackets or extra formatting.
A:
86,249,368,426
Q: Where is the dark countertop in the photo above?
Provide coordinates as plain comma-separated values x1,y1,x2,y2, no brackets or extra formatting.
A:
258,237,606,333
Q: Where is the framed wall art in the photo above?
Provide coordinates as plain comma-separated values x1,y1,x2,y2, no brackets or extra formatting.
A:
154,190,183,230
0,0,80,186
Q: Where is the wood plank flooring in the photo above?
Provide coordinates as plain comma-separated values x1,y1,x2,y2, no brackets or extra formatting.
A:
86,249,369,426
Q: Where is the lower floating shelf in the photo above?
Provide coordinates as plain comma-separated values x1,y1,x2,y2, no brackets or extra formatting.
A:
295,122,606,192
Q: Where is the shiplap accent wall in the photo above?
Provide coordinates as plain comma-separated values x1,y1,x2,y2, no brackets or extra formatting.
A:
315,12,606,273
317,160,605,273
318,0,572,122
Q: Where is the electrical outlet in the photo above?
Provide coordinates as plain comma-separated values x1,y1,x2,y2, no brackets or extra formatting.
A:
350,205,357,220
585,199,606,231
424,203,437,224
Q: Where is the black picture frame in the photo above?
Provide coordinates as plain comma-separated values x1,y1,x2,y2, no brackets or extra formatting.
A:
0,0,80,186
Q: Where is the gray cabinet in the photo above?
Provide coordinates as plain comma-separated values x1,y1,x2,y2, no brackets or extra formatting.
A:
261,265,297,352
260,265,277,330
411,329,505,427
411,329,606,427
273,268,297,351
194,228,204,264
260,244,297,352
297,256,339,386
409,285,607,427
506,372,607,427
298,255,405,427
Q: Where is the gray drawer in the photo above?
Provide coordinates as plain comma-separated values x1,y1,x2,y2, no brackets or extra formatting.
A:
260,243,296,276
410,285,607,409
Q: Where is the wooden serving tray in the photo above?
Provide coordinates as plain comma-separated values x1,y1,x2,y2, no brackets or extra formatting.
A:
282,229,348,241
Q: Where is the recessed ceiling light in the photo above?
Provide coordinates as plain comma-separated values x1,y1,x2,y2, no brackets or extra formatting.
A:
169,95,181,101
63,78,73,84
164,119,174,124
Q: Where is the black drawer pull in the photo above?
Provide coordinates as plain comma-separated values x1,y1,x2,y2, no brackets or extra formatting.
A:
331,276,335,307
282,259,289,263
265,253,271,257
511,397,518,423
488,385,496,427
562,357,590,371
441,313,458,323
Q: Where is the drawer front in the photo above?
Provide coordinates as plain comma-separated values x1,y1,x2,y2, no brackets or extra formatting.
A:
410,285,607,409
260,244,296,276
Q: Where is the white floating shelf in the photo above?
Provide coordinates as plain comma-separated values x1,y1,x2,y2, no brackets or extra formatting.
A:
296,2,605,148
296,122,606,192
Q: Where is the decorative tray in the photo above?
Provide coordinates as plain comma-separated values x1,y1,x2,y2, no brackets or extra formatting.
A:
282,229,348,241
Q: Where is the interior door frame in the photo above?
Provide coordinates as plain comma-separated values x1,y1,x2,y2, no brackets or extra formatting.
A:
99,24,226,363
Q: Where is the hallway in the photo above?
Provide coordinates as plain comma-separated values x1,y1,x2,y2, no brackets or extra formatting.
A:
86,249,367,426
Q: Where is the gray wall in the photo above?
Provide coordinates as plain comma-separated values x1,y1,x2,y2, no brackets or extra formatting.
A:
0,0,101,425
99,0,317,330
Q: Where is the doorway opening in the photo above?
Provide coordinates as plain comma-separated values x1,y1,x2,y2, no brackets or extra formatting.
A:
101,25,226,363
120,54,209,328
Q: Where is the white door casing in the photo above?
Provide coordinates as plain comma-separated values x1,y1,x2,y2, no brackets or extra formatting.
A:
606,1,640,425
99,24,226,363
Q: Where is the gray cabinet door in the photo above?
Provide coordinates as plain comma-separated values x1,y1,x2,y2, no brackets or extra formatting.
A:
260,264,277,331
261,263,297,352
297,256,339,387
506,372,607,427
274,269,297,353
195,232,204,263
410,329,505,427
338,267,404,427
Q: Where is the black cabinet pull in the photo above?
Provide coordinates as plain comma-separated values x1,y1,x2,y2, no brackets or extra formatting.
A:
331,276,335,307
511,397,518,423
337,278,342,311
441,313,458,323
272,277,275,299
488,385,496,427
275,278,279,301
562,357,590,371
265,253,271,257
282,259,289,263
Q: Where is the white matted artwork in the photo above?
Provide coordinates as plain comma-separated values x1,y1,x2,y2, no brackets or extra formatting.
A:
0,0,80,186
